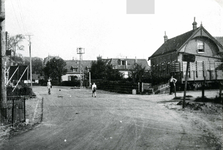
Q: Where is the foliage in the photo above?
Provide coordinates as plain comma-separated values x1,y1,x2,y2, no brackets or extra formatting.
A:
60,81,80,86
24,57,44,75
219,53,223,71
7,82,33,96
92,79,138,94
43,57,67,83
10,55,24,65
129,63,147,83
6,34,25,66
90,59,123,80
7,34,25,54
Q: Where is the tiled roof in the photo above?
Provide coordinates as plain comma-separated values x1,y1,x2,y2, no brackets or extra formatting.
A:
103,58,149,70
150,28,199,58
65,60,93,73
215,37,223,48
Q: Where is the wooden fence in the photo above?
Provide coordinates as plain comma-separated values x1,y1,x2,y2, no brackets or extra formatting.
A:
1,96,26,126
93,80,138,94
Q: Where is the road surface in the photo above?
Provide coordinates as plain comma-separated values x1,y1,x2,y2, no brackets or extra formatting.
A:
1,86,215,149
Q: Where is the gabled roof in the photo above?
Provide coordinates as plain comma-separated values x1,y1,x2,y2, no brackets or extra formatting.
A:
215,37,223,48
102,58,149,70
65,60,93,73
150,26,223,59
150,28,198,58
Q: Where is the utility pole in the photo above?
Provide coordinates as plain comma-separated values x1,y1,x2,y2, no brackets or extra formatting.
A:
77,47,85,87
0,0,6,124
25,34,33,88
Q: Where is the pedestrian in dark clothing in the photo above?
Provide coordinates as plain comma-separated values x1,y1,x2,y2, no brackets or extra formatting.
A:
169,76,177,95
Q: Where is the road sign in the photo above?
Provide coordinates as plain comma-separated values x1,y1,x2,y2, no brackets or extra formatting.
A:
183,54,195,62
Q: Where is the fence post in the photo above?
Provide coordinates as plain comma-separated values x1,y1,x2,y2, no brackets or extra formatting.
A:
41,97,44,122
12,99,14,126
24,97,26,122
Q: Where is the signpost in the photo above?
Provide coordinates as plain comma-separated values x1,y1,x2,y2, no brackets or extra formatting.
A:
182,53,195,108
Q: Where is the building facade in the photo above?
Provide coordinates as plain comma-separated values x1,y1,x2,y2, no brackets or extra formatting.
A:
61,60,92,82
149,18,223,86
100,57,150,78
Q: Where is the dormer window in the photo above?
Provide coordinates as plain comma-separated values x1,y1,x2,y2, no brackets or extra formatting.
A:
197,41,204,53
73,68,78,72
71,66,78,72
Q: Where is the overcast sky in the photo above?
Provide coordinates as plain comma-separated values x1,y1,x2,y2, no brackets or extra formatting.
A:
5,0,223,61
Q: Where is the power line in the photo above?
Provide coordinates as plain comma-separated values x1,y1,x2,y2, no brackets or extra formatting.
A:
9,0,25,33
16,0,27,33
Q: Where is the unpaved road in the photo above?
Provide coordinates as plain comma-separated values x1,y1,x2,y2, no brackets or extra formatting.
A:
1,86,222,150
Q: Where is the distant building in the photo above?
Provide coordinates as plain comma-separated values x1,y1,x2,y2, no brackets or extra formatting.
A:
62,60,92,81
100,57,150,78
62,56,150,81
149,18,223,86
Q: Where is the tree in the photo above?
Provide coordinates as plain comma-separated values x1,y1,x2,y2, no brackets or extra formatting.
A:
130,63,146,83
90,59,123,80
24,57,44,75
7,34,25,54
105,64,123,80
6,34,25,66
43,57,67,83
90,59,106,79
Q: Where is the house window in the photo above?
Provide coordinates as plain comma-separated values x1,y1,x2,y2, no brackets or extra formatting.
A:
73,68,78,72
197,41,204,53
121,60,126,65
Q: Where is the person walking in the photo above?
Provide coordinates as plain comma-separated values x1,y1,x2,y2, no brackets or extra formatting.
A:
169,76,177,95
92,83,97,97
47,79,52,95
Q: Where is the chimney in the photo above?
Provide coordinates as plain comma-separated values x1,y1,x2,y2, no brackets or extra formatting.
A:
97,55,102,60
192,17,197,30
164,31,168,43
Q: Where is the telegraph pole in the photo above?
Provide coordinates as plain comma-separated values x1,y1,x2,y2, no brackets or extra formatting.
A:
77,47,85,87
0,0,6,123
25,34,33,88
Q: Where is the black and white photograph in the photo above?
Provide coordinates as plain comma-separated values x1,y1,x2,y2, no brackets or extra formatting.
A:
0,0,223,149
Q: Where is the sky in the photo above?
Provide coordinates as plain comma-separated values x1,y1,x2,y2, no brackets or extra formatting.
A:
5,0,223,61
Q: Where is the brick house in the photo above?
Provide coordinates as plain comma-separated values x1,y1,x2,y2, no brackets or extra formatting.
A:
149,18,223,86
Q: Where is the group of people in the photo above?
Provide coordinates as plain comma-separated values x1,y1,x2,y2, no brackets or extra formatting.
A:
47,79,97,97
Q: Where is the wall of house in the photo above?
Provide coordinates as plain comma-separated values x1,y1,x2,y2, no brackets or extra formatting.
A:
181,37,219,57
178,37,223,81
151,36,223,85
61,74,80,81
150,52,178,80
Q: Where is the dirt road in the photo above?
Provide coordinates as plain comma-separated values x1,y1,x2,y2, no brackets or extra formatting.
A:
1,86,222,149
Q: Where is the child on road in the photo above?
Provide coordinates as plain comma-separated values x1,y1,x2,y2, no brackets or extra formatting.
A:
47,79,52,95
92,83,97,98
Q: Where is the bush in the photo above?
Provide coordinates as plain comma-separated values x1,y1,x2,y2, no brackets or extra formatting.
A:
60,81,80,86
7,85,33,96
92,79,138,94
